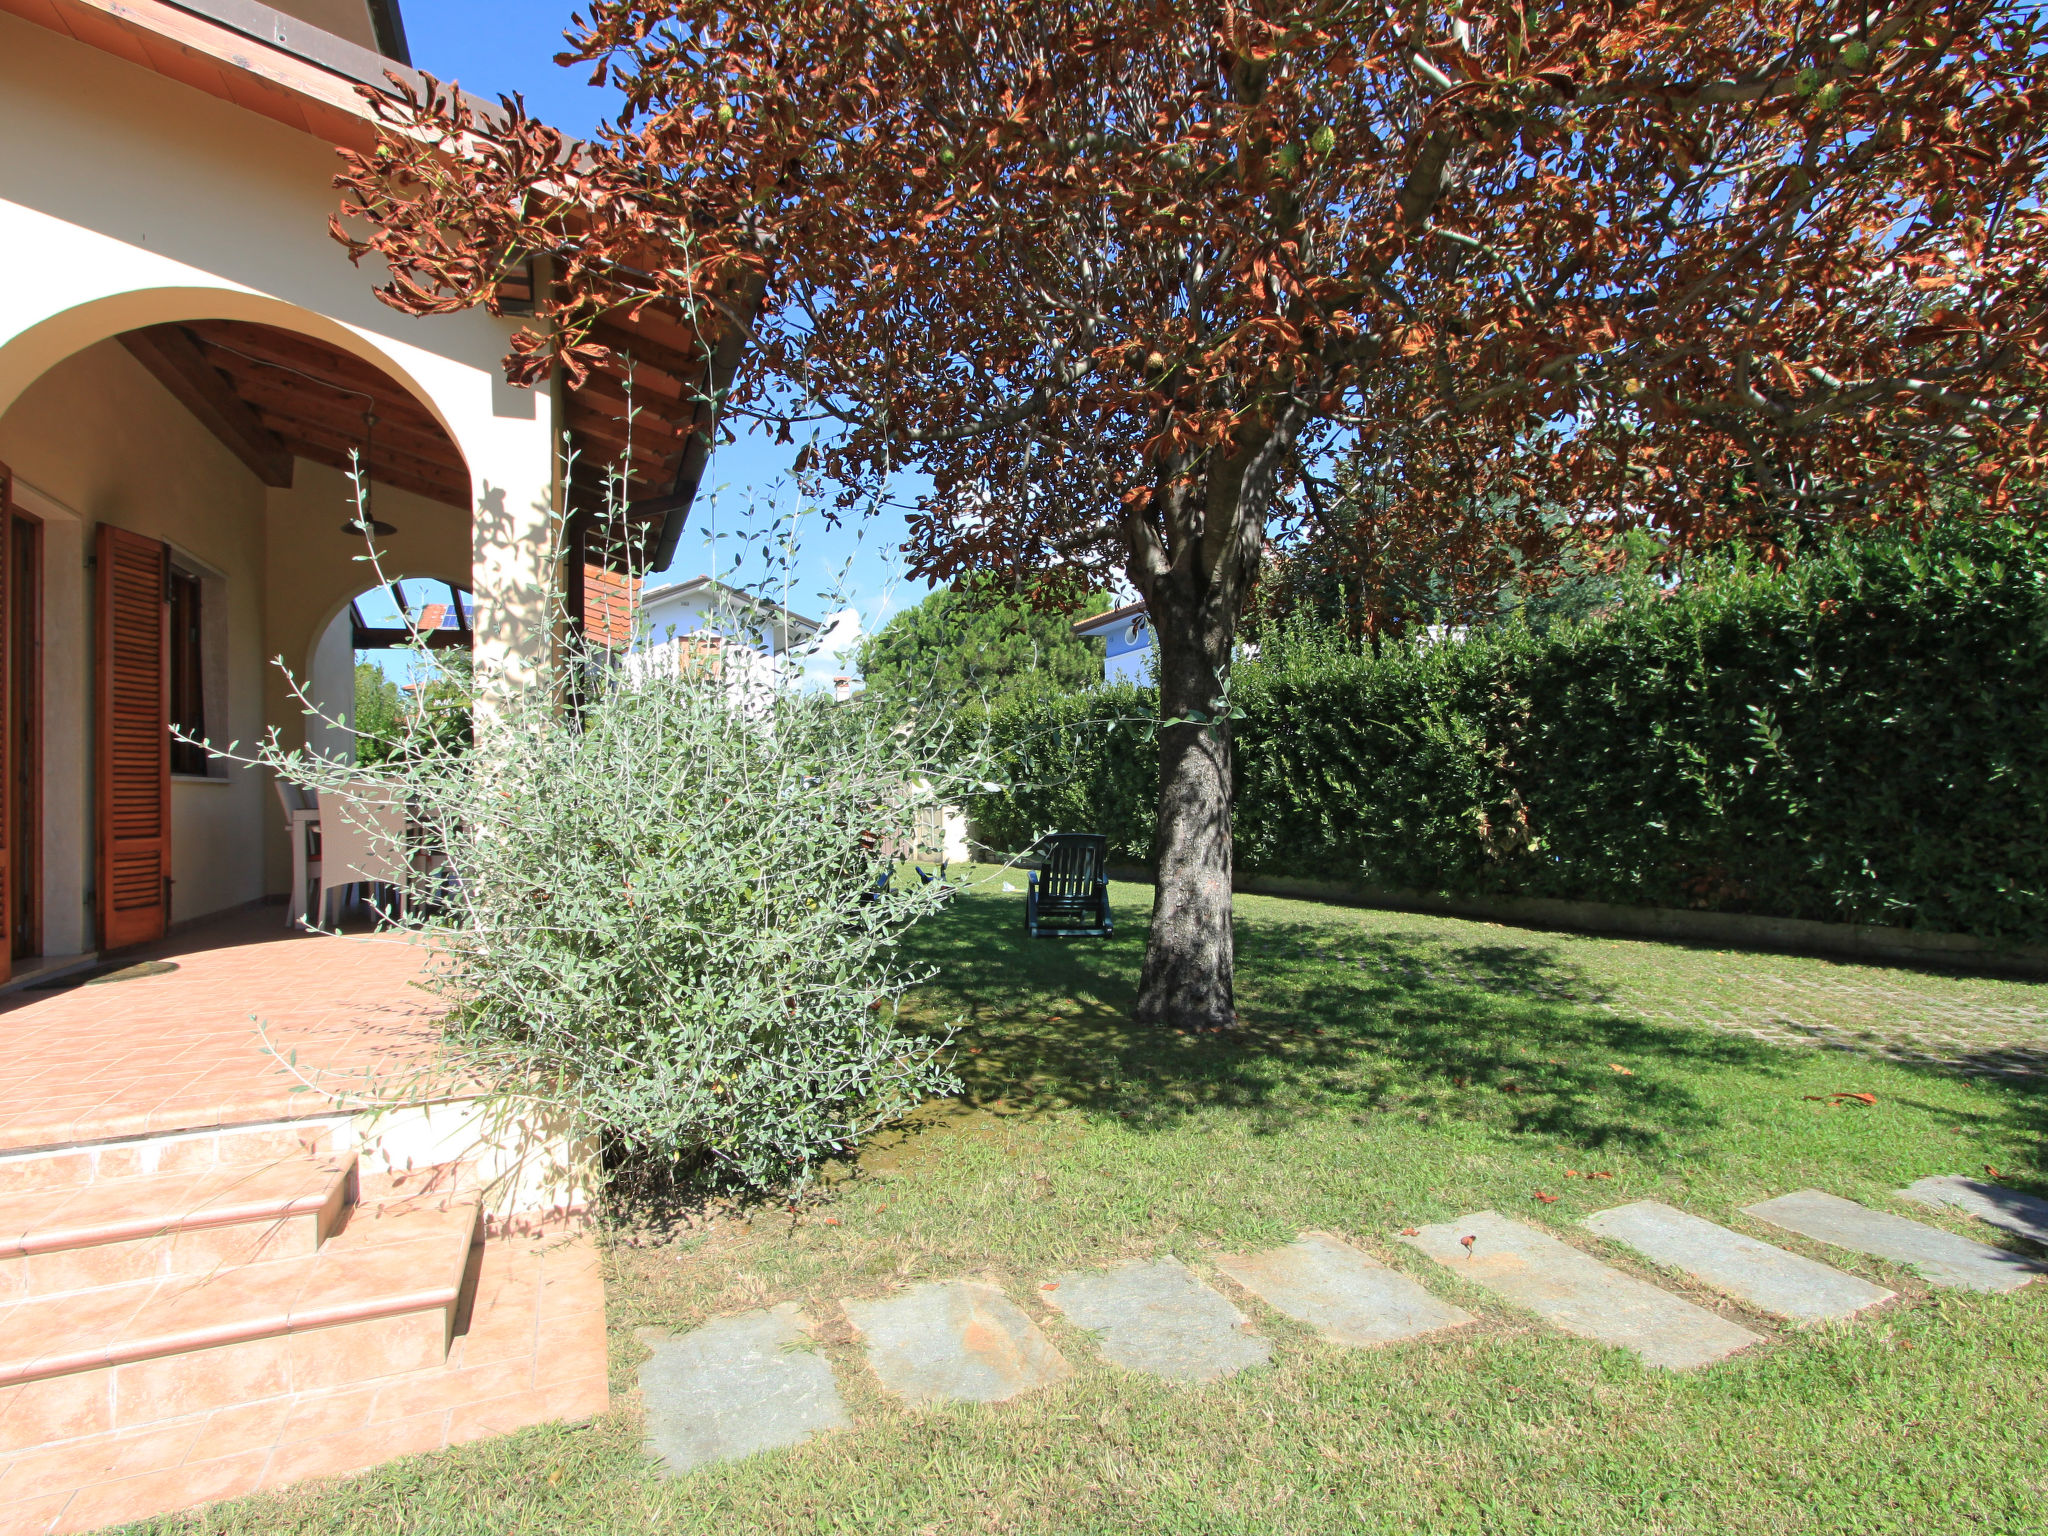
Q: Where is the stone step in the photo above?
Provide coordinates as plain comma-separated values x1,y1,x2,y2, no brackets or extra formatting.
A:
1042,1256,1272,1383
0,1194,481,1451
1584,1200,1893,1325
843,1280,1071,1407
0,1155,356,1300
639,1304,848,1475
1215,1232,1473,1347
1402,1211,1763,1370
1745,1189,2046,1294
1898,1176,2048,1249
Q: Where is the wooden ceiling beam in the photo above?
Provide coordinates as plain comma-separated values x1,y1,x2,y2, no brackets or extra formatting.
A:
262,420,470,509
587,350,690,404
588,323,712,389
566,413,676,471
183,322,446,425
196,350,446,441
567,386,690,443
234,380,462,467
119,325,294,488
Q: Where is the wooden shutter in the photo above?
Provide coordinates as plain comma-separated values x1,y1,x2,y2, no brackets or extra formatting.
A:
96,525,170,950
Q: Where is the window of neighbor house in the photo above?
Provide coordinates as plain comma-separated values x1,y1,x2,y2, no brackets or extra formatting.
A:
168,569,207,777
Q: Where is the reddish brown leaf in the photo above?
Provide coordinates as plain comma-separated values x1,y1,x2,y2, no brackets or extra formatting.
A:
1533,1191,1559,1204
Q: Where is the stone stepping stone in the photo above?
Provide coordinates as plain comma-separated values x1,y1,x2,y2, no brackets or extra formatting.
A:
842,1279,1072,1406
1746,1189,2046,1294
1043,1255,1272,1383
638,1304,849,1474
1401,1211,1762,1370
1214,1231,1473,1347
1899,1175,2048,1248
1584,1200,1893,1325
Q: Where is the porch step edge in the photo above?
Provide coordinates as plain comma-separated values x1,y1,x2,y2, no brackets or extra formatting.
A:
0,1196,479,1390
0,1155,356,1260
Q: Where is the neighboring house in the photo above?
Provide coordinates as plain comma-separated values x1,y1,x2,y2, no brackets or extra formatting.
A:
0,1,733,1523
628,574,823,707
1073,598,1153,685
638,573,824,656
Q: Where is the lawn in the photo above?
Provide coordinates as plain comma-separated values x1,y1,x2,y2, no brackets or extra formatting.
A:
139,870,2048,1535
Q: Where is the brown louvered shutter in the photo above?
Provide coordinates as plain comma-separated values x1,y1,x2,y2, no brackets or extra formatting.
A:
96,525,170,950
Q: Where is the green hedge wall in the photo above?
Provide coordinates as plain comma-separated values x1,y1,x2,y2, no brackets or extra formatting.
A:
971,523,2048,944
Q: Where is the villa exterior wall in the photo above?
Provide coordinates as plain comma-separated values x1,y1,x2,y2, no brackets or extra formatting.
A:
0,9,563,952
0,341,273,944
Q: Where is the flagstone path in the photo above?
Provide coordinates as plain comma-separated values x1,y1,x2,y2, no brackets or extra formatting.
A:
1899,1175,2048,1247
637,1180,2046,1476
1584,1200,1894,1325
1043,1256,1272,1383
1746,1189,2046,1294
842,1279,1072,1406
1403,1211,1764,1370
1215,1231,1472,1347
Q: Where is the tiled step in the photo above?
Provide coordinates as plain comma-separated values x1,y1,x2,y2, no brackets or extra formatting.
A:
0,1156,356,1300
0,1194,482,1453
0,1228,605,1535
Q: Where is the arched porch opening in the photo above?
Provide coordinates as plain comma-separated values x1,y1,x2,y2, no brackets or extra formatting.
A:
0,292,481,974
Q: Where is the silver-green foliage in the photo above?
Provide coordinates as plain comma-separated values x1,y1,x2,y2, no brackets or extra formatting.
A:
273,656,974,1190
233,482,979,1190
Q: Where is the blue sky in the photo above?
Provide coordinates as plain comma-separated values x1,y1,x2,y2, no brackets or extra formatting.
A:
382,2,935,669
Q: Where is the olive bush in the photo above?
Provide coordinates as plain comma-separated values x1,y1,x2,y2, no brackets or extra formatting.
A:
233,506,980,1193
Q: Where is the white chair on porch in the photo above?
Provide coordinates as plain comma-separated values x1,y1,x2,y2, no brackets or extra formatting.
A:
313,785,412,928
274,777,322,929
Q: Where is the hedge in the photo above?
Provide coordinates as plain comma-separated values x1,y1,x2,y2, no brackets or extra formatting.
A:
970,522,2048,945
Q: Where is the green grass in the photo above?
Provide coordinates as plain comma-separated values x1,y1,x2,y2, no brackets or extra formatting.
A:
138,871,2048,1535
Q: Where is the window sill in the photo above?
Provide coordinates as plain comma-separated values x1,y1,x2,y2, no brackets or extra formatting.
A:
171,773,231,786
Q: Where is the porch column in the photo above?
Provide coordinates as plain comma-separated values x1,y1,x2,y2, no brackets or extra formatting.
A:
460,382,562,706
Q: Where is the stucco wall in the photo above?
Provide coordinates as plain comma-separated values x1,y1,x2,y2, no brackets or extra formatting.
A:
0,11,571,952
0,341,272,937
0,11,562,695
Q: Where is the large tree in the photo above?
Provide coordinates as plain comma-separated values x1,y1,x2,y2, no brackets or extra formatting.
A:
338,0,2048,1028
857,581,1111,716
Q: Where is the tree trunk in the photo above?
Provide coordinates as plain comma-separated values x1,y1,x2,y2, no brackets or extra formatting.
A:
1134,584,1237,1030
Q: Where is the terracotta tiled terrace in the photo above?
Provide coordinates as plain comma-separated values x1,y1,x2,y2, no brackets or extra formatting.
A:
0,906,609,1536
0,908,446,1155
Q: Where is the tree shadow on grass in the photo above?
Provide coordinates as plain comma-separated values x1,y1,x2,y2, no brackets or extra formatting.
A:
892,883,1799,1158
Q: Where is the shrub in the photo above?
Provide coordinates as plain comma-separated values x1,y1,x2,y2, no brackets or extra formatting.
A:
973,522,2048,944
239,537,981,1193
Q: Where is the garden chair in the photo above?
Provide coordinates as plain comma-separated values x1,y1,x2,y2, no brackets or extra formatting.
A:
1025,834,1113,938
313,784,413,928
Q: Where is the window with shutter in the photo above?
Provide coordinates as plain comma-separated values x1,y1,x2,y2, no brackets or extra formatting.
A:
96,525,171,950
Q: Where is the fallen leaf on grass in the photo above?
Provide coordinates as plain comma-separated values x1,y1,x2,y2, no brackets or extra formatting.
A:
1589,1171,1615,1181
1533,1191,1559,1204
1608,1064,1634,1075
821,1217,840,1226
1986,1165,2003,1179
1563,1170,1582,1179
1040,1282,1059,1291
1400,1227,1420,1237
1499,1082,1520,1094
